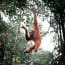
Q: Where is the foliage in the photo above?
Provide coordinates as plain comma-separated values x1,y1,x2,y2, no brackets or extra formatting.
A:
1,0,65,65
42,0,65,65
33,51,53,65
0,14,8,64
42,0,65,13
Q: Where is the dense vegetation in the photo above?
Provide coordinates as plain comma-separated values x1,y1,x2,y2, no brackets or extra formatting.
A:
0,0,65,65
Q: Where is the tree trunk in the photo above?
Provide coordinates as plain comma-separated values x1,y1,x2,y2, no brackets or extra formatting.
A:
59,12,65,65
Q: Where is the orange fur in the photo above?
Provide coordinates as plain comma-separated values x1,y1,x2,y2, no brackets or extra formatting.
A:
25,13,41,53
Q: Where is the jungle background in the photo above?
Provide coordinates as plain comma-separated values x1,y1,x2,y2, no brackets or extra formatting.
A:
0,0,65,65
